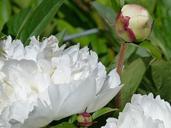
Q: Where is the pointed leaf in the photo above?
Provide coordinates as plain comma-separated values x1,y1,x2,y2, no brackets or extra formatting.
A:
140,41,161,59
7,8,31,36
52,122,76,128
120,59,146,109
92,107,118,120
92,1,116,26
151,60,171,102
18,0,65,43
0,0,11,31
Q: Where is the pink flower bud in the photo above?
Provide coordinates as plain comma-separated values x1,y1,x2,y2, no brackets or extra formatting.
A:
115,4,153,42
77,112,93,127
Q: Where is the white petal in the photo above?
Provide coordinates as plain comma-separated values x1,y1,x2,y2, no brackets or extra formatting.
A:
55,72,96,120
103,93,171,128
87,69,121,112
87,86,121,112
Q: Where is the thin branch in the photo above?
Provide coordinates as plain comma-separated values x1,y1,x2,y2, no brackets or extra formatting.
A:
63,28,99,41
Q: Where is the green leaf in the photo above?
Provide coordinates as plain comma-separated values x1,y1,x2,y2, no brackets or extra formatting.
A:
0,32,6,39
0,0,11,31
120,59,146,109
139,41,161,59
151,60,171,102
111,0,123,11
7,8,31,36
92,1,116,27
92,107,118,120
18,0,65,43
52,122,76,128
151,0,171,60
56,29,66,45
68,115,77,124
91,38,108,55
125,44,136,60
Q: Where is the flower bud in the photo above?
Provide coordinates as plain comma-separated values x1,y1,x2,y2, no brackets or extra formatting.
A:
115,4,153,43
77,112,93,127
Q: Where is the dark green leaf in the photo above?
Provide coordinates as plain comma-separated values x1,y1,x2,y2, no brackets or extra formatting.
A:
151,0,171,60
92,107,118,120
52,122,76,128
18,0,65,43
91,38,108,55
120,59,146,109
139,41,161,59
92,1,116,27
7,8,31,36
0,0,11,31
151,60,171,102
0,32,6,39
110,0,122,11
125,44,136,60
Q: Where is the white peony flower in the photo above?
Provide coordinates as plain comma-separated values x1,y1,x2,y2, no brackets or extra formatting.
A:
0,36,121,128
102,93,171,128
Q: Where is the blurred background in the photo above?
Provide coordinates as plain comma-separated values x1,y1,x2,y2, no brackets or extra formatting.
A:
0,0,171,126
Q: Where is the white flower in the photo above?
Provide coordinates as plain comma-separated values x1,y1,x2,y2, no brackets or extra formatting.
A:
0,36,121,128
102,93,171,128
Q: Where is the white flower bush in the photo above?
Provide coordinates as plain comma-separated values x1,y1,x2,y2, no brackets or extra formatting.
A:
0,36,121,128
102,93,171,128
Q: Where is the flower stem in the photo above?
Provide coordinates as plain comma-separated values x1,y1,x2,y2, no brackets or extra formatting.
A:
116,43,127,75
115,43,127,108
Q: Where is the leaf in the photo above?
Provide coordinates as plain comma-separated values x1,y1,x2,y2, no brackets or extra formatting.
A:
0,0,11,31
68,115,77,124
151,60,171,102
125,44,136,60
111,0,123,11
7,8,31,36
139,41,161,59
151,0,171,60
92,107,118,120
91,38,108,55
56,29,66,45
18,0,65,43
120,59,146,109
52,122,76,128
0,32,6,39
92,1,116,27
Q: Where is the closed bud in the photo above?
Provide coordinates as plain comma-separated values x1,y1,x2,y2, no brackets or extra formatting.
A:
115,4,153,43
77,112,93,127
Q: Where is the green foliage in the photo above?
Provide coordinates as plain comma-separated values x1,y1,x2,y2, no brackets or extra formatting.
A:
1,0,171,127
51,122,76,128
92,107,118,120
152,0,171,60
0,0,11,31
18,0,65,43
120,59,146,109
139,41,161,59
92,1,116,27
152,60,171,102
7,8,31,36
